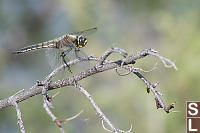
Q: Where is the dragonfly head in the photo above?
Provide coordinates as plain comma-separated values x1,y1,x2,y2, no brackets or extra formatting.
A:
77,35,87,48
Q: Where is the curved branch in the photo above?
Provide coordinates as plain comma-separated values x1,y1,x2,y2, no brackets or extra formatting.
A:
0,48,158,109
0,47,177,133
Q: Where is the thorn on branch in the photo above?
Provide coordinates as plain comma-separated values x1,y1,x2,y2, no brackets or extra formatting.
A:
152,82,159,88
45,95,54,108
36,80,44,86
155,98,163,109
147,86,150,93
55,119,62,127
165,102,176,113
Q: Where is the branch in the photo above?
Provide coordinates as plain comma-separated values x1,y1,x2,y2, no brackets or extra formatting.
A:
122,65,175,113
149,51,177,70
41,82,83,132
0,48,158,109
73,82,132,133
96,47,128,66
9,95,26,133
0,47,177,132
74,82,116,132
42,82,65,133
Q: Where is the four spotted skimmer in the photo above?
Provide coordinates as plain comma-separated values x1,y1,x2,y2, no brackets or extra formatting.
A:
13,27,97,72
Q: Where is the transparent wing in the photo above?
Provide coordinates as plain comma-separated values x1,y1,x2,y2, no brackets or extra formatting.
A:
70,27,97,36
65,49,90,70
45,48,65,70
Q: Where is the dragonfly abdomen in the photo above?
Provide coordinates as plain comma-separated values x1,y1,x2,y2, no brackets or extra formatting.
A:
12,42,55,54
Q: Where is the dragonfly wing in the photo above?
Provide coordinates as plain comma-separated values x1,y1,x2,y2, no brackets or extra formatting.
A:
45,48,64,70
65,49,90,70
71,27,97,36
76,50,90,69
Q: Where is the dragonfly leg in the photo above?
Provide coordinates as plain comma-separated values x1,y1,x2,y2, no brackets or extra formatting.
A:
60,51,72,73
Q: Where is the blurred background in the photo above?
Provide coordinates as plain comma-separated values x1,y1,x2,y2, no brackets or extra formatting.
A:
0,0,200,133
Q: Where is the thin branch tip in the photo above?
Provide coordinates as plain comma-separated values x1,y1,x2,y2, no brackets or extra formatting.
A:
63,110,84,122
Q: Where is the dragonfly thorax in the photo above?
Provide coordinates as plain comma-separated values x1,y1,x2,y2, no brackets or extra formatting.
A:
77,35,87,48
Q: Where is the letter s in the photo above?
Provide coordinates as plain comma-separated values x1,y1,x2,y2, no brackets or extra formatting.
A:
188,103,198,116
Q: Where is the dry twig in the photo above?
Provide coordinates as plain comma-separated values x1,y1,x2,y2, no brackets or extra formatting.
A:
0,47,177,133
9,96,26,133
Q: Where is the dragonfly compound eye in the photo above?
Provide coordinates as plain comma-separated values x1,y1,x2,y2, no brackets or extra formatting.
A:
78,36,87,48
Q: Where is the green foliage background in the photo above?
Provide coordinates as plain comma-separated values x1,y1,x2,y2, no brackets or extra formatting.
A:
0,0,200,133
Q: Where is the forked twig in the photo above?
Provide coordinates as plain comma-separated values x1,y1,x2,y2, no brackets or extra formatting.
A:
96,47,128,66
9,97,26,133
42,81,84,132
74,82,133,133
122,65,175,113
0,47,177,133
42,83,65,133
73,82,117,132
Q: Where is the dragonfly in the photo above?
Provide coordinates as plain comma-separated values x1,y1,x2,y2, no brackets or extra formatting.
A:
13,27,97,72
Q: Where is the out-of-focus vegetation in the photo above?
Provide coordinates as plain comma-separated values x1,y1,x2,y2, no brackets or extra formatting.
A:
0,0,200,133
